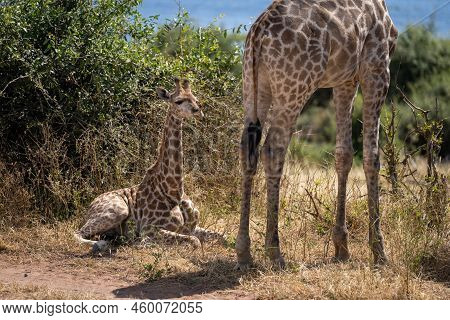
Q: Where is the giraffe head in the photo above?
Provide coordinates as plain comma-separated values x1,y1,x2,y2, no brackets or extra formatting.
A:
156,78,203,119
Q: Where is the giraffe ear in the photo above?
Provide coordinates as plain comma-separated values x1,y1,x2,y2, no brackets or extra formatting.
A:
156,87,170,101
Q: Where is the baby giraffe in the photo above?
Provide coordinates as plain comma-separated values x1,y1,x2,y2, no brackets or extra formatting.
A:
75,78,218,252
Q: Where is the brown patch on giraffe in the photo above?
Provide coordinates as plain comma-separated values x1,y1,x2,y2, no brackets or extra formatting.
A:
166,176,178,189
374,24,385,41
289,3,300,16
281,29,294,44
285,16,302,30
269,48,281,58
285,64,294,77
299,69,307,79
157,202,169,211
274,3,288,15
322,1,337,12
347,33,357,53
148,201,158,210
312,8,331,29
299,53,308,62
284,78,296,87
272,39,282,52
269,24,283,38
275,58,285,69
268,12,282,25
170,139,180,148
300,24,311,38
286,46,300,60
297,34,307,51
175,164,182,175
365,40,377,52
349,8,360,19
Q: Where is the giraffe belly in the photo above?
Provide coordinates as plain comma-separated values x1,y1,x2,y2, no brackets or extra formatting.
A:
318,42,361,88
318,62,359,88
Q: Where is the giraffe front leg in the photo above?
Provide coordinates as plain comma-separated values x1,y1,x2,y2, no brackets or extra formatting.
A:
140,224,201,249
179,197,199,234
361,69,389,265
332,82,358,262
140,206,201,249
179,197,224,243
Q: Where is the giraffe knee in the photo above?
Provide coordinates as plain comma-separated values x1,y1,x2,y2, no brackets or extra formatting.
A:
363,149,380,173
261,143,284,178
157,206,185,232
180,200,199,233
335,146,353,176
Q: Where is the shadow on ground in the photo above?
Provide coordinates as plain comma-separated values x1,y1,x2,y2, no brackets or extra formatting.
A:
112,259,252,299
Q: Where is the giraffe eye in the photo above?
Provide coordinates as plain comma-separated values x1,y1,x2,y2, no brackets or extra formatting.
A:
175,100,183,105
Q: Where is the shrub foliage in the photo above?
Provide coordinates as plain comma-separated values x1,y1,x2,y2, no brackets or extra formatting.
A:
0,0,243,221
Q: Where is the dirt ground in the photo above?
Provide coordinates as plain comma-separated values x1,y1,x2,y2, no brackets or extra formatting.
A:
0,257,254,299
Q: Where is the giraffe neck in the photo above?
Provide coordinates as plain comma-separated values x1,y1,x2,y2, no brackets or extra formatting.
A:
140,106,184,204
152,107,184,202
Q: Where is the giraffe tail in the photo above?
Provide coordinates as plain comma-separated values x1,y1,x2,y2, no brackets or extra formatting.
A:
242,19,264,171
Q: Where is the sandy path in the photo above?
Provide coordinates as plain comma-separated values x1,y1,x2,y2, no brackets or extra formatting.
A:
0,259,253,300
0,260,127,299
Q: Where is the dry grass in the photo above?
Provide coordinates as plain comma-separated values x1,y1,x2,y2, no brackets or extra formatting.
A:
0,283,97,300
0,162,448,300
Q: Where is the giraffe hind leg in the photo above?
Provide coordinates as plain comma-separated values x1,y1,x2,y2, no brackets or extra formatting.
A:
332,81,358,262
236,67,273,270
360,68,390,265
76,193,130,253
102,218,130,243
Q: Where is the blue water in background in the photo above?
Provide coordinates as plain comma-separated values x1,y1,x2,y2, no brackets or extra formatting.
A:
139,0,450,37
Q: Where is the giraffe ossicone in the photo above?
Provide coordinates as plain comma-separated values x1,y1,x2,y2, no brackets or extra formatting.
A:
75,78,222,253
237,0,398,270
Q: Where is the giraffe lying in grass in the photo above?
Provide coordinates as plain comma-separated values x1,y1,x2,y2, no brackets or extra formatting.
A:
75,78,222,253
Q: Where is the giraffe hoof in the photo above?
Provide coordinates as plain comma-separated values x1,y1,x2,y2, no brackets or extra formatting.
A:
92,240,109,254
234,262,252,272
374,255,388,266
332,253,350,263
191,237,202,249
271,256,286,270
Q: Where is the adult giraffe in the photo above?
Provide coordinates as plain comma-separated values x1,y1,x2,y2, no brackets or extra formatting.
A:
236,0,398,270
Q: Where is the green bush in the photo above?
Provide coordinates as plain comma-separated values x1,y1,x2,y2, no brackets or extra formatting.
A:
389,26,450,96
0,0,244,222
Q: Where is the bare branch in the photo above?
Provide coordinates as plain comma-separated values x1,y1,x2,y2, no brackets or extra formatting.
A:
0,75,28,96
